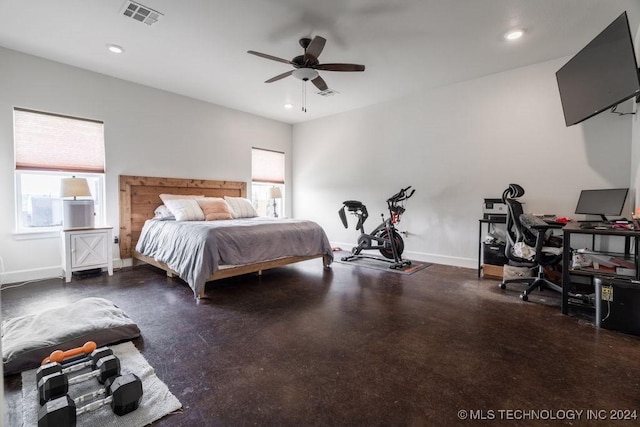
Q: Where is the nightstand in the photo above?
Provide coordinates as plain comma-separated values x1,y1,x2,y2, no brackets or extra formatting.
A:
61,226,114,282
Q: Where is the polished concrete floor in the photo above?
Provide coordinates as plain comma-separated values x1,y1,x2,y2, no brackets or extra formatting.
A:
3,260,640,426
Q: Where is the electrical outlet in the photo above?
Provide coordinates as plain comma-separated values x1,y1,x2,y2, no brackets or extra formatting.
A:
114,236,119,244
601,285,613,302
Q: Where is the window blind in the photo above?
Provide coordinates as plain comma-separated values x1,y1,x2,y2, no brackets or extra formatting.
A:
14,108,105,173
252,148,285,184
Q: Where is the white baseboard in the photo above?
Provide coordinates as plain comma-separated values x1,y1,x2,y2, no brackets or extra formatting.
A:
1,258,129,286
112,257,132,269
0,266,63,286
403,250,476,269
331,241,476,269
0,249,476,286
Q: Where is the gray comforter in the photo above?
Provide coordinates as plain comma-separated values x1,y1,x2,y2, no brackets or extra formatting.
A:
135,217,333,296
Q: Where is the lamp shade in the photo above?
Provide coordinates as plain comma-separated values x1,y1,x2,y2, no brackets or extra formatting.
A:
61,177,92,198
269,187,282,199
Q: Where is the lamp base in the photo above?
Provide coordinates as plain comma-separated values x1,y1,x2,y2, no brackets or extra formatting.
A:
63,199,95,229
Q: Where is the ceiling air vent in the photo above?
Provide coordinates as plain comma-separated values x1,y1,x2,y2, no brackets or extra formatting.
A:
120,1,163,25
317,88,340,97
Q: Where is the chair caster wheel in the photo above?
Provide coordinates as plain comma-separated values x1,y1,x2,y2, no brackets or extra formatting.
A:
499,283,506,290
521,293,529,301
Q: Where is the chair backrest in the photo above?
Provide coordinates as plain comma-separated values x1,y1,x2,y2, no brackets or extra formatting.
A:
502,184,537,262
504,198,536,248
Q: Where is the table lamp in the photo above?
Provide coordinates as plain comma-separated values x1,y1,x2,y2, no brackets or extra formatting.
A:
61,177,94,229
269,187,282,218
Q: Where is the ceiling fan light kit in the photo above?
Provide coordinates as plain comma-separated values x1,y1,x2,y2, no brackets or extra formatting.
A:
248,35,365,112
292,68,319,81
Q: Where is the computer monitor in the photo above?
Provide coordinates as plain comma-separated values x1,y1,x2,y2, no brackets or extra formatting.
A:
575,188,629,222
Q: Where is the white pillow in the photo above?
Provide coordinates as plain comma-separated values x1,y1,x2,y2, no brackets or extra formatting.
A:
163,199,205,221
224,196,258,218
159,194,204,203
153,205,175,220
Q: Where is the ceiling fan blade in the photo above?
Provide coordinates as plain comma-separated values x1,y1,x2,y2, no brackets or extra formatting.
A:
315,63,365,72
265,70,294,83
304,36,326,62
247,50,293,65
311,75,328,91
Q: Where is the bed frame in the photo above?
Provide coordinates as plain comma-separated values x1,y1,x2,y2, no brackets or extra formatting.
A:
119,175,331,298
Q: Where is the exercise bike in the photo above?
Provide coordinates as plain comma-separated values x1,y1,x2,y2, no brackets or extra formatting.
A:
338,186,415,269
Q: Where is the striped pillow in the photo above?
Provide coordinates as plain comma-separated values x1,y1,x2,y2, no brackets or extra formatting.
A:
224,196,258,218
159,194,204,203
163,199,205,221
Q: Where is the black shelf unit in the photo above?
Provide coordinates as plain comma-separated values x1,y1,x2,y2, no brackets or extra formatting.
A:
477,217,507,278
561,222,640,315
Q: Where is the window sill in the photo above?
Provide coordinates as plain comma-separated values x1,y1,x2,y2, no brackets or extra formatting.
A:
12,230,60,240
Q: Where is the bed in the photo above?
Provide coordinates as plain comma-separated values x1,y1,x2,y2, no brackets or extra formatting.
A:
119,175,333,298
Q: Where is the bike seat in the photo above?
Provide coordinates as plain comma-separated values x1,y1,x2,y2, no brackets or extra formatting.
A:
343,200,365,211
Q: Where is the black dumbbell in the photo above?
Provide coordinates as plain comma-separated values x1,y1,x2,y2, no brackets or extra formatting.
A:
36,347,113,385
38,373,143,427
38,355,120,405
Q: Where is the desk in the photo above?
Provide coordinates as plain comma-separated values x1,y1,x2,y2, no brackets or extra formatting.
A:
478,217,506,277
561,221,640,315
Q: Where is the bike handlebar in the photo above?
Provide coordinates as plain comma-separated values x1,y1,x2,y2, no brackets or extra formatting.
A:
387,186,415,204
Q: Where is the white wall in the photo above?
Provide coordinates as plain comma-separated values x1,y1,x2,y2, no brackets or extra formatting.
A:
0,47,292,283
292,57,633,268
630,19,640,207
2,18,639,280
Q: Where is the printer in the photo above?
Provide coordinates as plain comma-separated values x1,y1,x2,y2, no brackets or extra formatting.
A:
483,198,507,222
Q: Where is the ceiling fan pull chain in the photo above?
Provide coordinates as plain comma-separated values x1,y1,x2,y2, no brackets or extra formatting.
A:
302,80,307,113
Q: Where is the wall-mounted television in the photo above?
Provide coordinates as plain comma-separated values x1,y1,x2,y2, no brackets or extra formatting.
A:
556,12,640,127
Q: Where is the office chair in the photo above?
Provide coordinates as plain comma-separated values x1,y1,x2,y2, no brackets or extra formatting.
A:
499,184,563,301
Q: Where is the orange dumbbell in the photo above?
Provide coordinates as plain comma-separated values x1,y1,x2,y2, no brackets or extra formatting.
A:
41,341,97,365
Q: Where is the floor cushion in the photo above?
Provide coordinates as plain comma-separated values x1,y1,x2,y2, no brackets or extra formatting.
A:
2,297,141,375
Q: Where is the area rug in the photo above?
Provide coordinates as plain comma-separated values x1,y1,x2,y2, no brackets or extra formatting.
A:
334,251,430,274
21,341,181,426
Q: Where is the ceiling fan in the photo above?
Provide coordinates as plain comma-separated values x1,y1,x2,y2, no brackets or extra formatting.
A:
247,35,365,92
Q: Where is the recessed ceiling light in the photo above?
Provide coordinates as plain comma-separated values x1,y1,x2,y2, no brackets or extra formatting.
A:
504,29,524,41
284,103,293,109
106,44,124,54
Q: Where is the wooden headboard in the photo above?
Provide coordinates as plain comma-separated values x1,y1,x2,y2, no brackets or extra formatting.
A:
119,175,246,259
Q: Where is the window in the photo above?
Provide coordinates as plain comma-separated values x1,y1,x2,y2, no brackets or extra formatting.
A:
14,108,105,232
251,148,285,217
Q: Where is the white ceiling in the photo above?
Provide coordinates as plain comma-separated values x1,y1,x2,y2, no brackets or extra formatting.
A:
0,0,638,124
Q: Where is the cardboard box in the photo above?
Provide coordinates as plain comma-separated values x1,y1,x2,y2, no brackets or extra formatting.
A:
503,264,533,279
482,264,504,279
